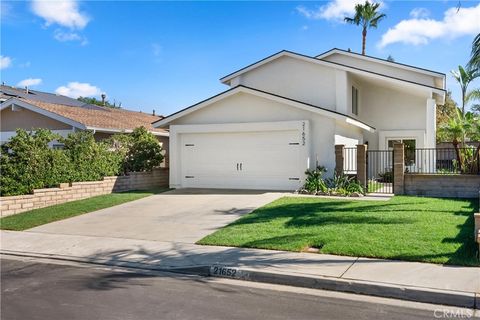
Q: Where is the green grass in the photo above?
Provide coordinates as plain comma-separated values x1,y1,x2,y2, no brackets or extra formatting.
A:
367,181,382,193
0,188,170,231
198,196,479,266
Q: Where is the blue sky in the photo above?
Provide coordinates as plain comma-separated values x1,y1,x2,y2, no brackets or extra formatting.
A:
1,0,479,115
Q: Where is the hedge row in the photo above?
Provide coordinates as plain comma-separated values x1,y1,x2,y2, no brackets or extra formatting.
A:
0,127,164,196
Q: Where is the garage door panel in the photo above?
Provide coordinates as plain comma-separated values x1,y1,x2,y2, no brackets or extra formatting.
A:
181,130,302,190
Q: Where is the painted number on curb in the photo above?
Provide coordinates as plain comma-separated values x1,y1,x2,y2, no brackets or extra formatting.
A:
210,265,239,278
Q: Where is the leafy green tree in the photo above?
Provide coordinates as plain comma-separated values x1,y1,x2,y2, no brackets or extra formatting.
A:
451,65,479,115
344,1,386,55
436,91,460,142
77,96,121,109
107,127,164,173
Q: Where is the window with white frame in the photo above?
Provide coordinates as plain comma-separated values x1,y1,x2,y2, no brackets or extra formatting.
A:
351,86,359,115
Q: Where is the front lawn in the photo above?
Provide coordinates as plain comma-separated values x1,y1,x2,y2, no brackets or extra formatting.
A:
198,196,479,266
0,189,169,231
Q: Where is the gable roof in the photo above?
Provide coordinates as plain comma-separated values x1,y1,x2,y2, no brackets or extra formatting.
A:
152,85,375,132
316,48,446,78
0,98,168,136
219,50,446,98
0,85,105,109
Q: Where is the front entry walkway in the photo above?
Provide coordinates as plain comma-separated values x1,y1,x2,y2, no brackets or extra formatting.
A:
26,188,284,243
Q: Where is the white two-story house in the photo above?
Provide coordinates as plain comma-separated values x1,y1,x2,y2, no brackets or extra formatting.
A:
153,48,446,190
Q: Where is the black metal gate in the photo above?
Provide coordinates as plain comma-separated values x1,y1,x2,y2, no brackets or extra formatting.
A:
366,149,393,194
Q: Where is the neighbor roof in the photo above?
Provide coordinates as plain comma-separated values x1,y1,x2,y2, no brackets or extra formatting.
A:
1,97,168,136
0,85,104,109
153,85,375,132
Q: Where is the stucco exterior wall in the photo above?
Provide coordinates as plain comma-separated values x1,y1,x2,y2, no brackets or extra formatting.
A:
232,56,337,111
169,92,341,174
358,80,428,149
322,53,442,89
1,107,72,131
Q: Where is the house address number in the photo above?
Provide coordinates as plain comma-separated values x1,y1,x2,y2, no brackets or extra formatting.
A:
210,265,239,278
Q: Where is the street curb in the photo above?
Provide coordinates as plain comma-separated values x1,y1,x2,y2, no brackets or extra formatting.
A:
205,265,477,309
1,251,477,309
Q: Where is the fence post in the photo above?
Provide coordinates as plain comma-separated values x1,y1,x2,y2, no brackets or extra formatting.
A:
356,144,367,192
335,145,345,176
393,143,405,195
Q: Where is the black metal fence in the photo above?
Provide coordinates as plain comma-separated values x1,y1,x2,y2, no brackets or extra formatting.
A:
367,149,393,194
408,147,479,175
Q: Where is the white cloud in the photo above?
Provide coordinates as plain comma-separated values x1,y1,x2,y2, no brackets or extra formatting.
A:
54,30,88,45
31,0,89,29
296,0,383,21
55,82,102,98
409,8,430,19
17,78,42,87
0,55,12,69
379,4,480,48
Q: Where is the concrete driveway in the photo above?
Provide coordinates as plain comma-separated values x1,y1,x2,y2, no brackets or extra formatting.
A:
28,189,284,243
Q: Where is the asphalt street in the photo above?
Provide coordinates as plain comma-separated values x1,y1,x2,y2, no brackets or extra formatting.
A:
1,257,476,320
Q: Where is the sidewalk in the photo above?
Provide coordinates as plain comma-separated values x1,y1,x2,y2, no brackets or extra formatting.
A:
1,230,479,308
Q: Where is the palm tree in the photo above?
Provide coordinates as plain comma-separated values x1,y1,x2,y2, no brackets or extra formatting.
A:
468,33,480,71
439,110,469,172
344,1,386,55
451,65,479,115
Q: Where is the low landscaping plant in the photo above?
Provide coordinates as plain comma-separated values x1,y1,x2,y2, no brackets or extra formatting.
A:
301,166,364,196
0,127,164,196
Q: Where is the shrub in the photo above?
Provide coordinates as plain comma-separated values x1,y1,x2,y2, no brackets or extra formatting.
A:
106,127,164,173
61,131,123,181
303,166,328,194
0,129,71,196
301,166,364,196
0,127,164,196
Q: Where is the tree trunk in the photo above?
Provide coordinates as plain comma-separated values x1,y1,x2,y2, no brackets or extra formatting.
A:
452,139,463,173
470,145,480,174
362,28,367,55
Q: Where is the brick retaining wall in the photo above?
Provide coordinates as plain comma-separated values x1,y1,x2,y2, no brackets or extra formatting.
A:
0,168,169,217
404,174,480,198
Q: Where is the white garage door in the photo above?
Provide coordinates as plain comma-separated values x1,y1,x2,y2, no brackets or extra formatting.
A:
180,130,302,190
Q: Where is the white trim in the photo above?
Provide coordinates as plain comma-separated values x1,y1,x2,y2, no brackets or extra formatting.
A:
219,51,445,96
0,98,86,130
378,130,426,150
316,49,445,78
168,120,310,189
153,86,375,132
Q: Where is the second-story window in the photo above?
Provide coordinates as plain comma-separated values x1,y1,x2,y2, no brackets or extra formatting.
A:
352,86,359,115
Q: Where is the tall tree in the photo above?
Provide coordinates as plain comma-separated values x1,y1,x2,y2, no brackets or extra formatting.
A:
77,96,121,109
451,65,479,115
344,1,386,55
436,91,459,142
468,33,480,71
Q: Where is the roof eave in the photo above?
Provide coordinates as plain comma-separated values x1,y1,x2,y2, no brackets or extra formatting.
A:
153,85,376,132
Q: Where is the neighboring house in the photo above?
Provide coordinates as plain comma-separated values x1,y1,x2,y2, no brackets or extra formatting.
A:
153,48,446,190
0,85,169,164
